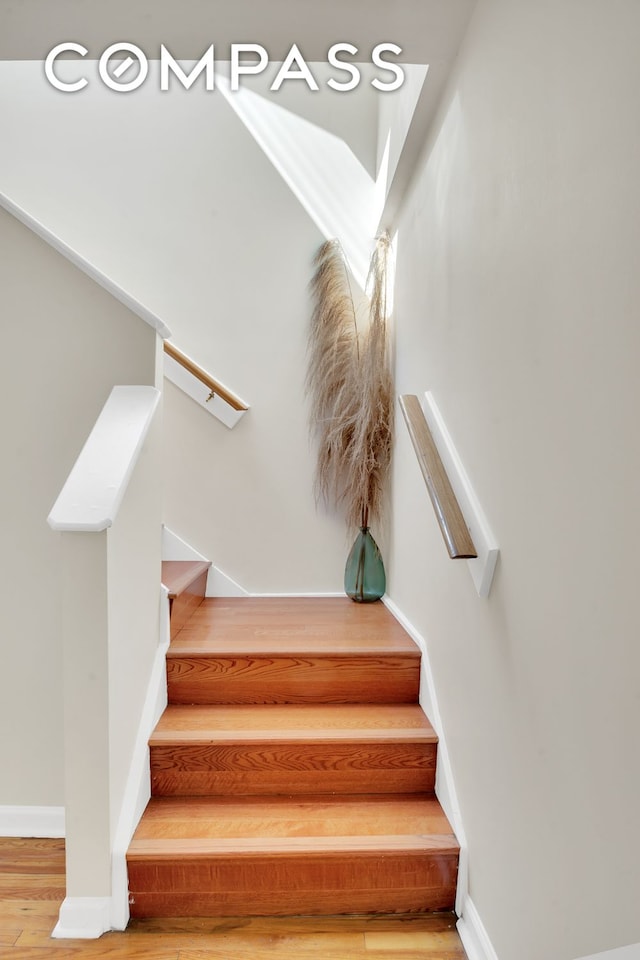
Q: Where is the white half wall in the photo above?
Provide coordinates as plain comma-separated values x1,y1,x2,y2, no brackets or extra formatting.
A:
51,388,163,934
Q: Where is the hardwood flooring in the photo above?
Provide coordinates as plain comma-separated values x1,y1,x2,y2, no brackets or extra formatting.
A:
0,838,467,958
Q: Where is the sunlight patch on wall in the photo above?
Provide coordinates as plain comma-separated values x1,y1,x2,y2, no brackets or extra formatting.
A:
216,70,388,288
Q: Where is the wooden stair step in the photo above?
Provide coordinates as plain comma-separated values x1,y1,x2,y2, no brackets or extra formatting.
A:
161,560,211,640
167,596,421,704
149,704,437,796
162,560,212,599
173,597,416,646
130,793,452,839
127,794,459,917
152,703,436,737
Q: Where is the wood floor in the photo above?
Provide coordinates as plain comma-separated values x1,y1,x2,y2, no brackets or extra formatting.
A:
0,838,467,958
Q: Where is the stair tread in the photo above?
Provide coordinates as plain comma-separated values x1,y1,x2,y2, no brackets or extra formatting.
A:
169,597,419,655
129,834,459,858
162,560,211,599
151,703,437,743
129,794,458,850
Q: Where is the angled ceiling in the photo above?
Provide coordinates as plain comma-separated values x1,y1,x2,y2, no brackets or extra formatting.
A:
0,0,478,230
0,0,476,65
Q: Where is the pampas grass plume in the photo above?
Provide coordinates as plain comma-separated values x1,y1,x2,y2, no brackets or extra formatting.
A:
307,234,393,530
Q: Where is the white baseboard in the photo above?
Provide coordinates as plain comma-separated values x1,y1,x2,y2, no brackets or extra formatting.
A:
457,896,500,960
162,525,208,562
248,592,345,598
211,581,345,599
52,897,111,939
0,805,65,838
382,597,467,883
207,565,249,597
455,893,640,960
162,527,344,598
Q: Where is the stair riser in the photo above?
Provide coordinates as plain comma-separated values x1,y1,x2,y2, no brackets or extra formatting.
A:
167,655,420,704
128,851,458,917
150,743,436,797
168,570,208,640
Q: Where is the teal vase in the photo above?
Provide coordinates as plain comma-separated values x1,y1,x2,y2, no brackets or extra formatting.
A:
344,527,386,602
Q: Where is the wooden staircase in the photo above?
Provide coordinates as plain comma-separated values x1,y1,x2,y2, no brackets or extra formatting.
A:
127,574,459,918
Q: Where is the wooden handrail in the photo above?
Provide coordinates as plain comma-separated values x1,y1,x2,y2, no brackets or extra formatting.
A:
399,394,477,560
163,341,249,412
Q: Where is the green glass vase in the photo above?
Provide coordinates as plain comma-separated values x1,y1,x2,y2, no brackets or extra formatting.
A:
344,527,386,602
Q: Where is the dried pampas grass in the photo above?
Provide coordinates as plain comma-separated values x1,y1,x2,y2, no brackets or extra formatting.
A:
307,234,393,531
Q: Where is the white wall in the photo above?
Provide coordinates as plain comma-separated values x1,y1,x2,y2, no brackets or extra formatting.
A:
0,206,157,807
387,2,640,959
0,61,382,593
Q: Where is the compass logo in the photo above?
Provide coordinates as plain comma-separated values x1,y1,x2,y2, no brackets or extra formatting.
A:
44,42,406,93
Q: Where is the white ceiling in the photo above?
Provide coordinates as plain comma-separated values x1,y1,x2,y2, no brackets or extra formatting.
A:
0,0,476,64
0,0,478,230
